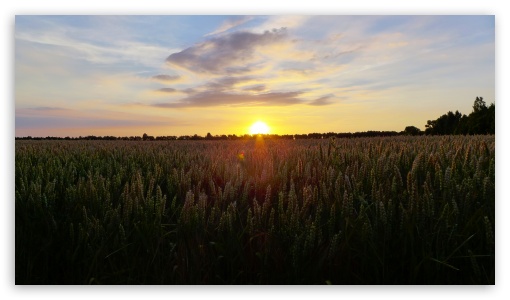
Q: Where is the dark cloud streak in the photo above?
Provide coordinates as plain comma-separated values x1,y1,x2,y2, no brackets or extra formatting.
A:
205,76,253,91
151,74,181,82
309,95,335,106
243,84,266,92
31,106,68,111
156,87,178,93
153,91,303,108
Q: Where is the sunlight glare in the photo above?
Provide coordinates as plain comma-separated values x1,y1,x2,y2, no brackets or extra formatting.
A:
249,121,270,135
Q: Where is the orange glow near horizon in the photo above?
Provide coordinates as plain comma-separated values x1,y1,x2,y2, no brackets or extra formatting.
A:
249,121,270,135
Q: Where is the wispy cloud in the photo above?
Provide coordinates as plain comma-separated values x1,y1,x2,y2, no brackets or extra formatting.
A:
15,24,174,68
250,15,310,34
204,16,254,37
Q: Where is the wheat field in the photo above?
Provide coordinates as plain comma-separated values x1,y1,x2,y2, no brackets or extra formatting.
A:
15,135,495,284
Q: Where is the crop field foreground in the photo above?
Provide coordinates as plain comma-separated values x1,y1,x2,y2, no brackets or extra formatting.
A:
15,136,495,284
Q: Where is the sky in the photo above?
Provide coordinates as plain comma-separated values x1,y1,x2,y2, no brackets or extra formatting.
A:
15,15,495,137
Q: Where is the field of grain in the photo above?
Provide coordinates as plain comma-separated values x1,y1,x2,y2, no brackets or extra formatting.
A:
15,136,495,284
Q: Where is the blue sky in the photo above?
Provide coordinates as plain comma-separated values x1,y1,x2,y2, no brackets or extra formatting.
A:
15,15,495,137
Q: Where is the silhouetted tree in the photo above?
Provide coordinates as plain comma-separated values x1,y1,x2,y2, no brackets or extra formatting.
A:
404,126,422,136
425,97,494,135
473,96,487,113
466,97,494,134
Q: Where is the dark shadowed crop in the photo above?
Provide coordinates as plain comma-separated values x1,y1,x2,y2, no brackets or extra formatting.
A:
15,136,495,284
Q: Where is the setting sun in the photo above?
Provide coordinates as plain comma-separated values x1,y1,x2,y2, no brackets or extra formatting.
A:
249,121,270,135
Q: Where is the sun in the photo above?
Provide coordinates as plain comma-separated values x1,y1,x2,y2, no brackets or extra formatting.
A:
249,121,270,135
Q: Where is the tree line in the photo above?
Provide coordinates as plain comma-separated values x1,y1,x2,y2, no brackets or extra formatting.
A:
15,131,402,141
15,97,494,140
403,97,495,136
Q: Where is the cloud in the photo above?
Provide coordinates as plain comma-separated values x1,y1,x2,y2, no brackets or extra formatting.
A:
16,25,175,68
243,84,266,92
309,95,335,106
16,107,71,116
15,115,170,129
204,16,254,37
250,16,310,34
310,47,362,63
153,90,303,108
151,74,181,82
166,28,288,74
16,106,186,130
149,76,255,96
155,88,178,93
204,76,254,91
30,106,68,111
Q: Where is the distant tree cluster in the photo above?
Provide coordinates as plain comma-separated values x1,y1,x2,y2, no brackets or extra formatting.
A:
402,126,422,136
424,97,495,135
